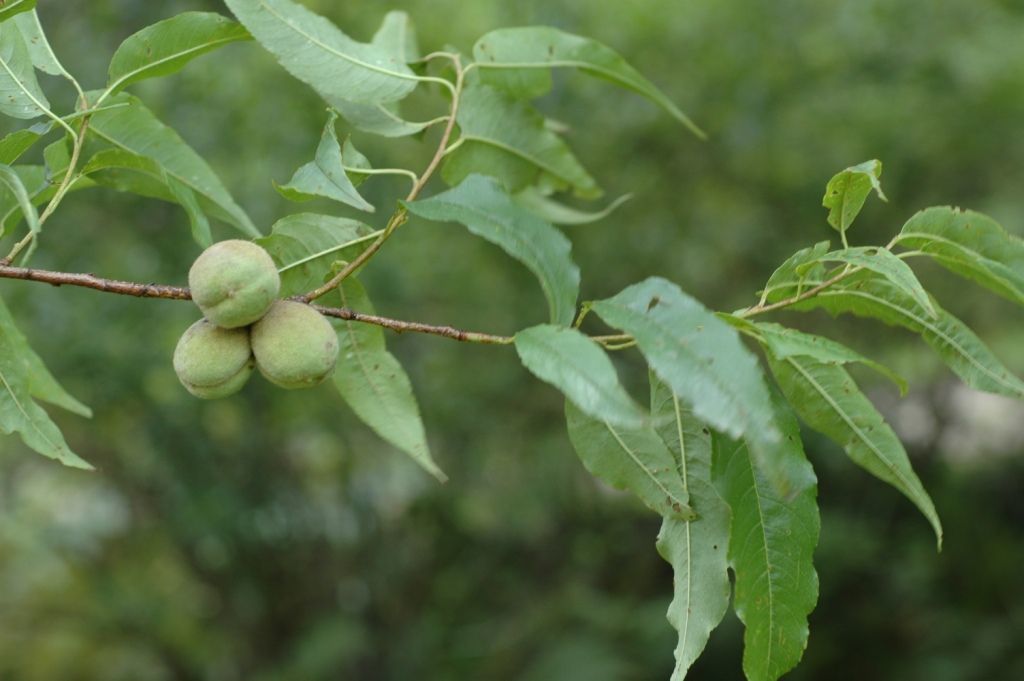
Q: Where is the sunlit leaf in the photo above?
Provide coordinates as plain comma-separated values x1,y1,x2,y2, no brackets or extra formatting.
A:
106,12,251,95
472,26,704,137
516,324,647,429
406,174,580,325
86,91,258,236
224,0,420,105
331,279,446,482
0,19,50,119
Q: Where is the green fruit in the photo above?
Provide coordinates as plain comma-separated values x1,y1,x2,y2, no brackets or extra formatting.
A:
251,301,339,389
189,240,280,328
173,318,254,399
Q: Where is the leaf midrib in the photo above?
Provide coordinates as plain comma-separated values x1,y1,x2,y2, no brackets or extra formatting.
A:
108,35,245,95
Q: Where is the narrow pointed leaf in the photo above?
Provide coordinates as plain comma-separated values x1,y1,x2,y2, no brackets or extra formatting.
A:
370,10,419,63
565,401,693,519
86,91,258,236
0,294,92,469
106,12,251,95
472,26,703,137
332,98,434,138
0,162,38,244
516,325,647,429
256,213,377,297
784,275,1024,400
767,351,942,545
0,127,42,164
275,111,374,212
822,159,885,237
406,175,580,325
0,19,50,119
332,279,446,482
514,186,632,225
442,82,600,198
223,0,419,105
166,175,212,248
896,206,1024,306
760,240,830,301
591,277,780,444
650,377,731,679
713,418,819,681
12,10,67,76
820,246,936,317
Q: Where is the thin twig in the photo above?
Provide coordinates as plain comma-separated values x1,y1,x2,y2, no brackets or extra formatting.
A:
0,264,513,344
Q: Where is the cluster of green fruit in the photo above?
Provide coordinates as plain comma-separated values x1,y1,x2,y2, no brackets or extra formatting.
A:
173,240,339,398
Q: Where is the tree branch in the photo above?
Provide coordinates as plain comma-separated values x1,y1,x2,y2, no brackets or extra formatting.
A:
0,264,514,345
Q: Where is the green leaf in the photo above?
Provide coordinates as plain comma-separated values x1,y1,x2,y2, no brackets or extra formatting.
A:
713,407,819,681
0,18,50,119
822,159,885,240
0,162,39,246
340,136,372,186
819,246,936,317
0,0,35,23
405,174,580,325
471,26,704,138
85,91,258,236
332,98,435,138
166,175,212,248
565,400,693,520
331,279,446,482
0,127,43,164
106,12,251,96
790,274,1024,400
370,10,419,63
591,277,779,445
760,240,830,301
514,186,632,225
0,293,92,469
650,377,731,679
766,351,942,546
442,82,600,198
275,110,374,212
224,0,421,105
895,206,1024,306
727,318,907,394
12,10,66,77
256,213,377,297
516,325,647,429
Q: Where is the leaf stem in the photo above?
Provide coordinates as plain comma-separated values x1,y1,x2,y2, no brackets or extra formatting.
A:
299,53,466,303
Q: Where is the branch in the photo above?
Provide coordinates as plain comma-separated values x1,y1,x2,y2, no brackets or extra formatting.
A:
0,264,512,344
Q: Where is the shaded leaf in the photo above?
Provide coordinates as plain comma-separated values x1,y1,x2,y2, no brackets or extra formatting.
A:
332,98,435,138
896,206,1024,306
0,0,35,22
565,400,693,520
406,174,580,325
256,213,377,297
0,293,92,469
516,324,647,429
650,377,731,679
370,10,419,63
0,162,38,245
767,351,942,545
713,404,819,681
759,240,830,302
86,91,258,236
514,186,632,225
224,0,420,105
332,279,446,482
819,246,936,317
275,110,374,212
0,127,43,164
106,11,251,95
12,10,66,76
0,19,50,119
822,159,885,239
442,82,600,198
166,175,212,248
471,26,704,137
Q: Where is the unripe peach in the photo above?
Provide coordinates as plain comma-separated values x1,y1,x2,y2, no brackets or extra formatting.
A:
173,318,254,399
189,240,280,329
251,301,338,389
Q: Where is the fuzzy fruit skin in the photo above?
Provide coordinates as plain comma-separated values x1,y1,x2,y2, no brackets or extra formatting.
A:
174,318,254,399
189,240,280,329
251,301,339,389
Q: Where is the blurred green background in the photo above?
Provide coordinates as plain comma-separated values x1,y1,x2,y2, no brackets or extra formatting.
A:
2,0,1024,679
